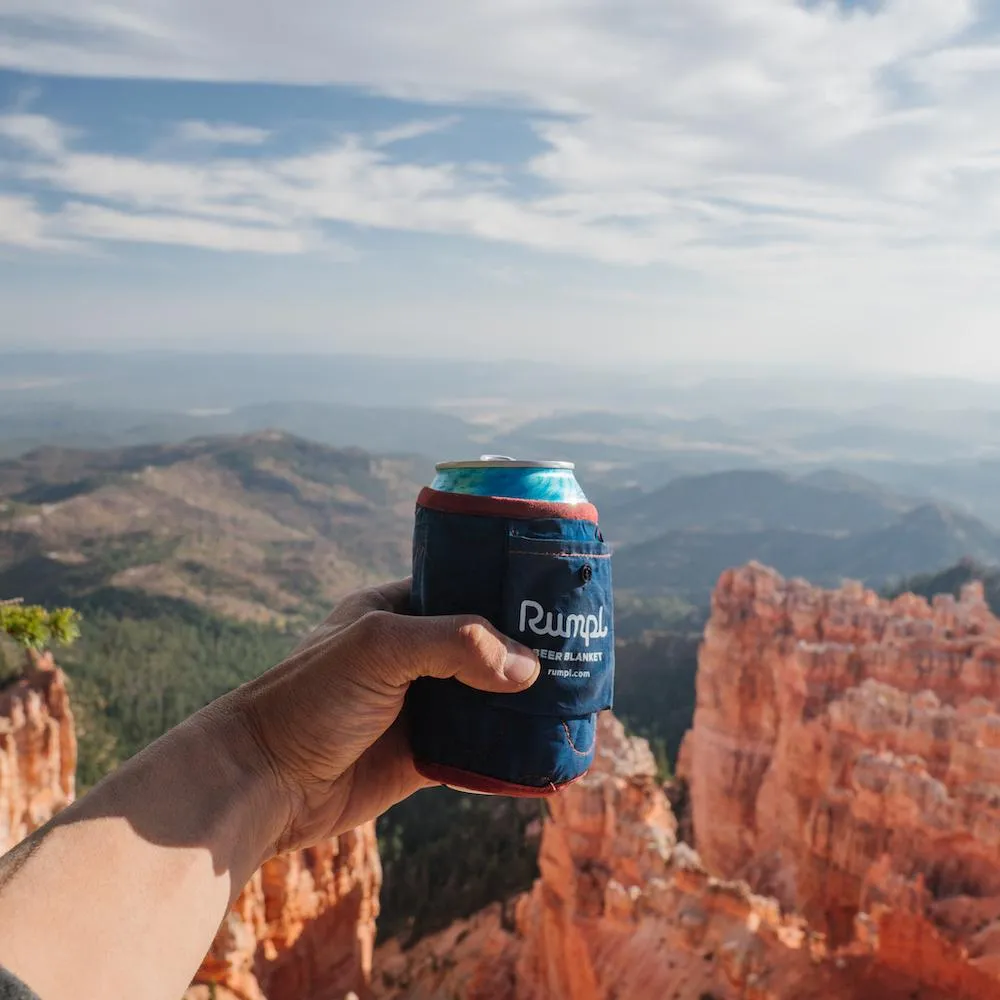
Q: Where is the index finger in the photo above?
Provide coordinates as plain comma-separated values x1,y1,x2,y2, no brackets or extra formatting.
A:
330,579,412,622
290,579,413,656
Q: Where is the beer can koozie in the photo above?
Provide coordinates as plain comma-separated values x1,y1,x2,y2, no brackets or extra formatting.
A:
406,457,615,796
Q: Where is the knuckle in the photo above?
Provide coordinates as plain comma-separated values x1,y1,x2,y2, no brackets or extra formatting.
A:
455,619,507,676
344,609,406,685
335,588,391,622
352,608,395,642
358,586,395,613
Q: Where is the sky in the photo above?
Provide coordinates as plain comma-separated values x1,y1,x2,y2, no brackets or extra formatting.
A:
2,1,1000,374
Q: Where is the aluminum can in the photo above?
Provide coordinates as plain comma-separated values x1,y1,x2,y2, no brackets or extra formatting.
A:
407,456,615,796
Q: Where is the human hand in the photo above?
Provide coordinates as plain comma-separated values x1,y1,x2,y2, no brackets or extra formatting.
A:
0,582,539,1000
210,579,540,854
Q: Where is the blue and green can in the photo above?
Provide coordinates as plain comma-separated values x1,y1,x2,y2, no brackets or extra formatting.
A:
407,457,615,796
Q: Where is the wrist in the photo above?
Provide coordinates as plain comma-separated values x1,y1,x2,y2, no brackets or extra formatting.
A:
186,701,294,890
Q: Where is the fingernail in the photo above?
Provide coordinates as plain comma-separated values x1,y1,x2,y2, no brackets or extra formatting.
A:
504,641,539,684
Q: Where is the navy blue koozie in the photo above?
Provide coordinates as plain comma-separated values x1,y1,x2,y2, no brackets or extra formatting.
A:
407,480,615,796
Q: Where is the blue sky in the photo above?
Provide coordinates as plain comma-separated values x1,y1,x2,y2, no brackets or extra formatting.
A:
2,1,1000,374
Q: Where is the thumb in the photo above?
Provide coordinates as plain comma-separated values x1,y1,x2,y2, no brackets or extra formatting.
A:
359,611,540,693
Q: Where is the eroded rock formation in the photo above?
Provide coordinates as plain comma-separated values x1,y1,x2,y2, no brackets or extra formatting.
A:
0,649,76,852
681,562,1000,987
377,585,1000,1000
189,826,381,1000
374,714,927,1000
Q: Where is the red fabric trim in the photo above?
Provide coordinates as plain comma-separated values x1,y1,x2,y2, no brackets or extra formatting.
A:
414,759,587,798
417,487,599,523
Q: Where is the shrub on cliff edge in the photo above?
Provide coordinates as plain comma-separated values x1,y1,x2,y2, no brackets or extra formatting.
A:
0,598,80,686
0,599,81,650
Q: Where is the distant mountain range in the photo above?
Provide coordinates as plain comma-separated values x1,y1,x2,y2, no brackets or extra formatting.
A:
600,468,912,544
612,502,1000,598
0,401,473,472
12,359,1000,533
0,432,421,623
2,432,999,620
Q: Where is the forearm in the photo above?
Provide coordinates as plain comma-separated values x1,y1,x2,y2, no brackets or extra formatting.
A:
0,706,284,1000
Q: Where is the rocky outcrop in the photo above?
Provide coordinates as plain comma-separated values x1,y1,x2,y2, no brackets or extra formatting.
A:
375,714,950,1000
681,563,1000,985
373,684,1000,1000
0,649,76,852
189,825,381,1000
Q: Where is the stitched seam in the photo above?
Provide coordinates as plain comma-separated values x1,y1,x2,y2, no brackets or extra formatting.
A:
509,549,612,559
562,720,594,756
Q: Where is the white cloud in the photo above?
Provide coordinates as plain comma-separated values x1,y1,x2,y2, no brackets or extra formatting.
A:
0,194,70,249
0,111,643,260
372,116,460,147
173,120,271,145
0,119,357,255
0,113,70,156
56,201,330,255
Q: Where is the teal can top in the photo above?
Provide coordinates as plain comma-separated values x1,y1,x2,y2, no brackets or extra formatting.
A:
431,456,588,504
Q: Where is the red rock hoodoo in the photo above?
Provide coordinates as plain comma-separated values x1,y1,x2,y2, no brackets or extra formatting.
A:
0,649,76,852
375,564,1000,1000
681,562,1000,991
187,825,381,1000
374,714,886,1000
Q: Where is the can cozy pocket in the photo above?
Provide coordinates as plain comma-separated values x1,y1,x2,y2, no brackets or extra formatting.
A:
498,531,614,718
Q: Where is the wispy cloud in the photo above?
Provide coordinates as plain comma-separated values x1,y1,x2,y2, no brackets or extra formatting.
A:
3,121,680,263
1,0,1000,282
173,120,271,146
57,202,330,255
0,116,355,256
0,113,71,156
0,194,75,251
372,116,460,147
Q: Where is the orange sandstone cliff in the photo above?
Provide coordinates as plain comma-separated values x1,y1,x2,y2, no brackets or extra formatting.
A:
187,826,381,1000
0,649,76,852
374,566,1000,1000
374,713,946,1000
0,650,380,1000
681,563,1000,992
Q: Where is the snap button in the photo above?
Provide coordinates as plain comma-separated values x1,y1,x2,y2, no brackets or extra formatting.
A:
580,564,593,583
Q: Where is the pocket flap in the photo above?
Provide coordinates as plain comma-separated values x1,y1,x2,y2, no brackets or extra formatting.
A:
498,530,615,718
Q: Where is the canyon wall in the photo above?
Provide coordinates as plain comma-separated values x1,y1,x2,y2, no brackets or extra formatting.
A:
375,713,935,1000
376,566,1000,1000
0,649,76,852
681,562,1000,983
188,826,381,1000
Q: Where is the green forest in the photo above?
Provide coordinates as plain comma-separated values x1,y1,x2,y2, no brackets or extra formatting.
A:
58,598,296,788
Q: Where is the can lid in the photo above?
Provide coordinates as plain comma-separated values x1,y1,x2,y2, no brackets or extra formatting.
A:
435,456,576,471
